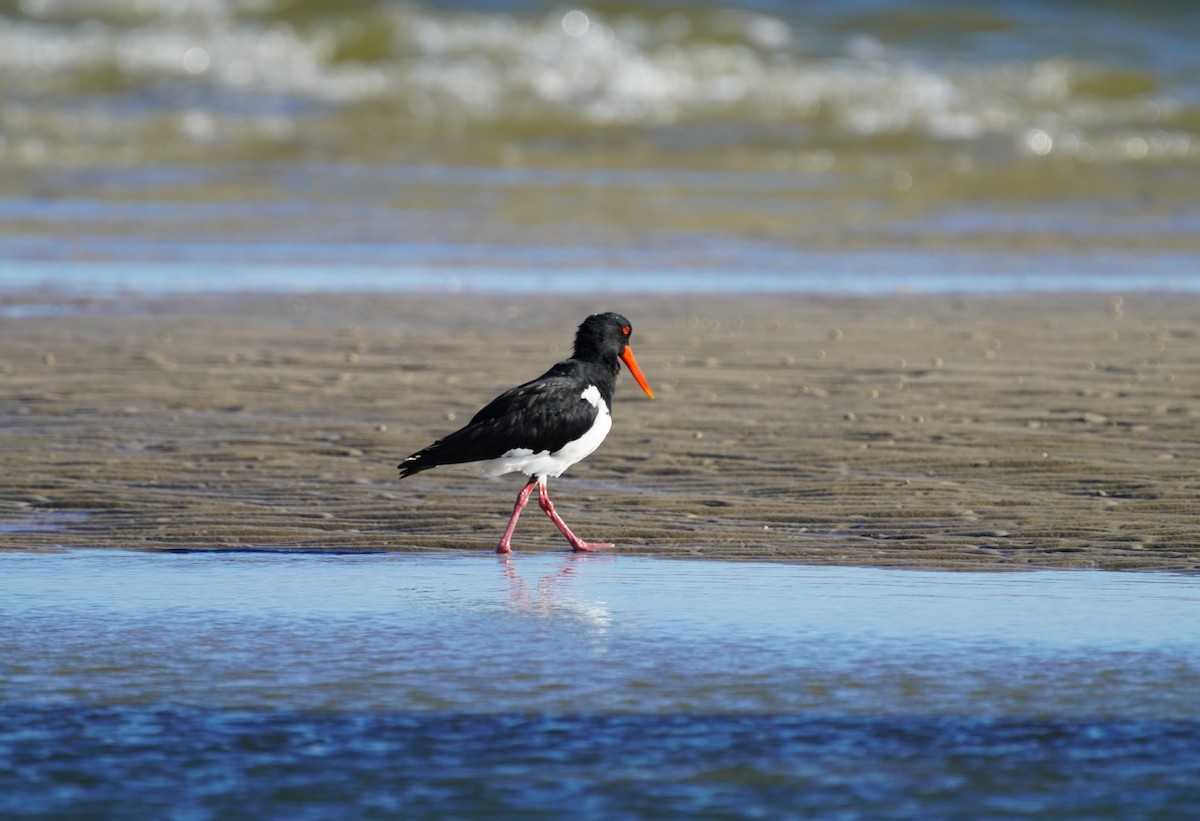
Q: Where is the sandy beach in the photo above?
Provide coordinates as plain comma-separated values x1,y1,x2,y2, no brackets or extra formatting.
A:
2,291,1197,570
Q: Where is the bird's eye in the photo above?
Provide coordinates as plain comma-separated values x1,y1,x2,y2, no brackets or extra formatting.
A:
622,325,631,335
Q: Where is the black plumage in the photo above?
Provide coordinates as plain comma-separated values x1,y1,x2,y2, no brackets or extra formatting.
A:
399,313,629,478
397,312,654,553
397,367,612,478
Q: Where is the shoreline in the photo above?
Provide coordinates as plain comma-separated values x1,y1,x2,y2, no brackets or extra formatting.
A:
2,291,1197,571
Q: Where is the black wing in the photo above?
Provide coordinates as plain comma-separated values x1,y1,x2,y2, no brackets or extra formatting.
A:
398,370,599,477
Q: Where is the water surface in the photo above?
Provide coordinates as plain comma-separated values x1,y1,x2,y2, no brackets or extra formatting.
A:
2,550,1198,818
3,1,1200,296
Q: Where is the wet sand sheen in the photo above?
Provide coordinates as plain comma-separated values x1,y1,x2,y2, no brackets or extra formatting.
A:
1,291,1198,570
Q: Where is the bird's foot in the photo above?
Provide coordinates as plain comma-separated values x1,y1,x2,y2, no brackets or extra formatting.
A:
569,540,614,552
495,542,513,554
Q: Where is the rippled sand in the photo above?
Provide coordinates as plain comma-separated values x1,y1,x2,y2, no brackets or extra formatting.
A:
2,291,1197,569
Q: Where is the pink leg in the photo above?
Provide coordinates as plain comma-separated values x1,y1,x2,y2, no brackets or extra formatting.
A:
537,481,614,552
496,480,537,554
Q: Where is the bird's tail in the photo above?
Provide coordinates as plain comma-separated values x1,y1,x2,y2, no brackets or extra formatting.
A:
398,422,500,478
397,451,435,479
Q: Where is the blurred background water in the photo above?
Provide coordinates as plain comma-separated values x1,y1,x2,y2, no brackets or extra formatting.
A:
2,0,1199,293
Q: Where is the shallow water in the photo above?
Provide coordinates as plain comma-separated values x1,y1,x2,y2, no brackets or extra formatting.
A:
7,248,1200,297
4,1,1200,298
2,550,1198,818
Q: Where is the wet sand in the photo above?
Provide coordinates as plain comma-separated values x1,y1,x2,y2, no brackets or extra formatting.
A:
2,291,1198,570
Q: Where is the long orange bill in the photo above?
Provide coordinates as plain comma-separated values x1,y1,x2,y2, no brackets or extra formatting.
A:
619,345,655,399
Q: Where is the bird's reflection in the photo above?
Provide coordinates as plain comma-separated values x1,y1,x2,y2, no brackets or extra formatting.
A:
499,554,614,632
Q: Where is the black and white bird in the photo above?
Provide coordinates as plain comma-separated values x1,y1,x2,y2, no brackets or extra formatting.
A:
398,312,655,554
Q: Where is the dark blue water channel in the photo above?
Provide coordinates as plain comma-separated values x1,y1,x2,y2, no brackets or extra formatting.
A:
2,551,1199,819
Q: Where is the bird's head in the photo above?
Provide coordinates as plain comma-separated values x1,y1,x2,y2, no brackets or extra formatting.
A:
575,312,655,399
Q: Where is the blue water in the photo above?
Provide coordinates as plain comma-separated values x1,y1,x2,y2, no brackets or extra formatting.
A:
3,1,1200,301
2,551,1198,818
4,252,1198,298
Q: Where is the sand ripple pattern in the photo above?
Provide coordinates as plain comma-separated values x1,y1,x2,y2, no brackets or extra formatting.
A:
2,293,1198,569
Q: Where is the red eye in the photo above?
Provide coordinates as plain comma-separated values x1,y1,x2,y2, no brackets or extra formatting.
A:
622,325,631,335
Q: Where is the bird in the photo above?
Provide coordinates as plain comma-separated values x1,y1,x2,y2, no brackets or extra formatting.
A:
398,312,654,554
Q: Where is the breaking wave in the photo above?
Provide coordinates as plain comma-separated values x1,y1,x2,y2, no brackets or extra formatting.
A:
2,0,1198,169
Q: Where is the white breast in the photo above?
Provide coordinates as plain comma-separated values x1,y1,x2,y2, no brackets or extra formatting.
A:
478,385,612,479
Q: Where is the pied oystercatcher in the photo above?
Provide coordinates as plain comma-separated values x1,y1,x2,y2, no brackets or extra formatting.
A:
398,312,655,554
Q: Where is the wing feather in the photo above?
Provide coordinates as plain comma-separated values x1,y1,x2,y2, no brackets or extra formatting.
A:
399,371,598,477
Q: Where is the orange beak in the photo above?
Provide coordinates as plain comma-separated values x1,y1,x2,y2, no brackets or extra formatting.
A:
619,345,655,399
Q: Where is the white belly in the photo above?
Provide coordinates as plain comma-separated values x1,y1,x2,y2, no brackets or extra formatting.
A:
478,388,612,480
